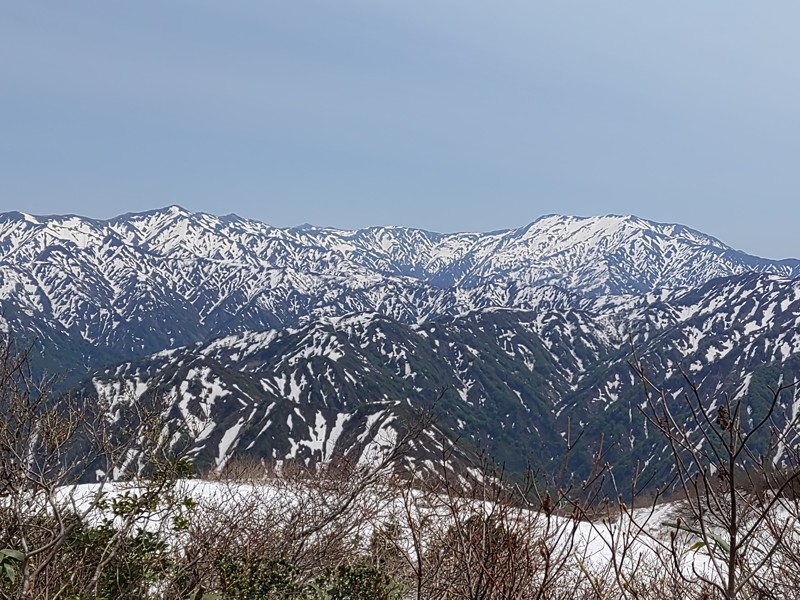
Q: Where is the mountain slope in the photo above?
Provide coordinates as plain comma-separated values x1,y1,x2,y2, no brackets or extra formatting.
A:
1,208,798,373
83,272,800,482
4,207,800,485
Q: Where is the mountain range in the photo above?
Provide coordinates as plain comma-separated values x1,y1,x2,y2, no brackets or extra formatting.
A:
2,207,799,484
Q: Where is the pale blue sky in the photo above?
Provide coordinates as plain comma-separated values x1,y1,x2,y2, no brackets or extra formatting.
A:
2,2,800,258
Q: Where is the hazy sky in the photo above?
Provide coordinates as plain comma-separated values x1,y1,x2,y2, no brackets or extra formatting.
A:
3,2,800,258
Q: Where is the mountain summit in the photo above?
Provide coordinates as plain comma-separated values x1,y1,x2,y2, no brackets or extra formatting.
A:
1,208,798,368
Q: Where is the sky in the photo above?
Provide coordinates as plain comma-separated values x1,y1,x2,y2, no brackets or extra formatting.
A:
2,2,800,259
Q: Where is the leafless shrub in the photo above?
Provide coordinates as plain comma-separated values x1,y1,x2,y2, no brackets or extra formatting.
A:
631,353,800,600
0,338,194,600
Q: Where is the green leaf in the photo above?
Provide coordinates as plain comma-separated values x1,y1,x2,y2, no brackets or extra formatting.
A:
3,562,15,585
707,531,731,554
0,549,24,562
688,541,706,552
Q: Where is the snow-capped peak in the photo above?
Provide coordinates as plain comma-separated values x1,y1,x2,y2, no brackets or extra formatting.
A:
0,207,797,362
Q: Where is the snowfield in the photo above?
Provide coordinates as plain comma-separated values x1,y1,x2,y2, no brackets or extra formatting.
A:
29,476,799,597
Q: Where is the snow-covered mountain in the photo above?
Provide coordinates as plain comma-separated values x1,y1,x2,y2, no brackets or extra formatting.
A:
85,272,800,482
2,207,799,484
1,207,798,371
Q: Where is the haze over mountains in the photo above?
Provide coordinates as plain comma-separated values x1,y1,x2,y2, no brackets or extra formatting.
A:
2,206,799,482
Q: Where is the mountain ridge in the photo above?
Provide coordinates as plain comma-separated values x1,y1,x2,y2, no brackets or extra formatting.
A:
2,206,799,486
2,207,798,374
82,271,800,481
